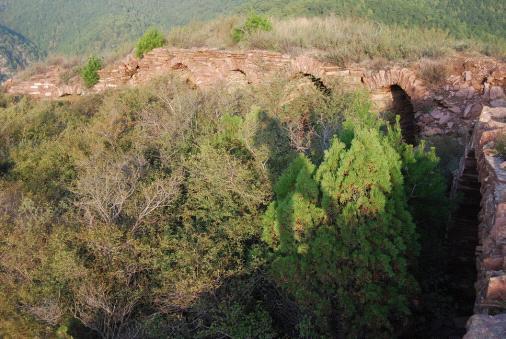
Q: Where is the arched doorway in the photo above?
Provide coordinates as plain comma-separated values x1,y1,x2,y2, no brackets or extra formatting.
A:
390,85,416,144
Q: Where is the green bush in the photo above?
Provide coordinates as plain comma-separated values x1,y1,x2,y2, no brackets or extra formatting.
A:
80,56,102,88
0,73,453,337
263,127,420,336
135,28,166,58
233,14,273,43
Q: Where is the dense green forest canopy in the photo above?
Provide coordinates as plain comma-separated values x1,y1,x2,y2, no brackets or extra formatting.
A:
0,0,504,56
0,0,245,55
0,73,454,337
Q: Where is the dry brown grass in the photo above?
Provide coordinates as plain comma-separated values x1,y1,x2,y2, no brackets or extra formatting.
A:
16,55,81,81
164,15,485,66
418,59,449,86
245,16,464,65
166,16,240,49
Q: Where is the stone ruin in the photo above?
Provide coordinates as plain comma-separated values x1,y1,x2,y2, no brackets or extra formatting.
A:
4,48,505,139
3,48,506,337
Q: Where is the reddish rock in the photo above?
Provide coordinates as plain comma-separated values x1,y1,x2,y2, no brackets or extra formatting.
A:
486,275,506,302
483,257,504,270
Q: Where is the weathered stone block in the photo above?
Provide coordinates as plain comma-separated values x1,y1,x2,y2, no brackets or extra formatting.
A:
465,314,506,339
486,275,506,301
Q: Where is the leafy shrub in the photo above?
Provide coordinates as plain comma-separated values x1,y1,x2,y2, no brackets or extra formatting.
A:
0,72,453,338
232,14,273,43
263,127,420,336
495,133,506,159
80,56,102,88
135,28,166,58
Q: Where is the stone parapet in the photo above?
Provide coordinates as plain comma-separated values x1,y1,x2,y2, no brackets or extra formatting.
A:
466,105,506,337
4,49,505,139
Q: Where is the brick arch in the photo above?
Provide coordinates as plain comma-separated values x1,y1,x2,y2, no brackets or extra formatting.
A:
287,56,332,96
362,68,427,144
390,84,417,144
361,68,429,102
290,55,327,80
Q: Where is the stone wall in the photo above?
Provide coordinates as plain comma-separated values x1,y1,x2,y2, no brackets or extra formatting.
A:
93,48,348,90
465,105,506,337
3,65,82,97
4,48,505,139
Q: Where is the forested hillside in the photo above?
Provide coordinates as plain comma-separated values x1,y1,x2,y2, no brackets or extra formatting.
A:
249,0,506,48
0,0,504,56
0,0,245,55
0,24,41,81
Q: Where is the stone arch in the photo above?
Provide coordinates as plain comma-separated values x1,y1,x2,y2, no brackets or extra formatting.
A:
368,83,418,144
361,68,428,103
362,68,429,144
291,56,327,78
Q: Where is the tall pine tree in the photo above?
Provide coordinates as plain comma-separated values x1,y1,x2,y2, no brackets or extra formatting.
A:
317,129,418,336
263,127,419,337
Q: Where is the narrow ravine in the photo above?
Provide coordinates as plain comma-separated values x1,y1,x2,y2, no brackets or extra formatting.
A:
445,148,481,336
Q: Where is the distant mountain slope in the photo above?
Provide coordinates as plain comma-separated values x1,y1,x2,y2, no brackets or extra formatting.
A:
0,24,41,82
0,0,247,55
0,0,504,57
247,0,506,50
